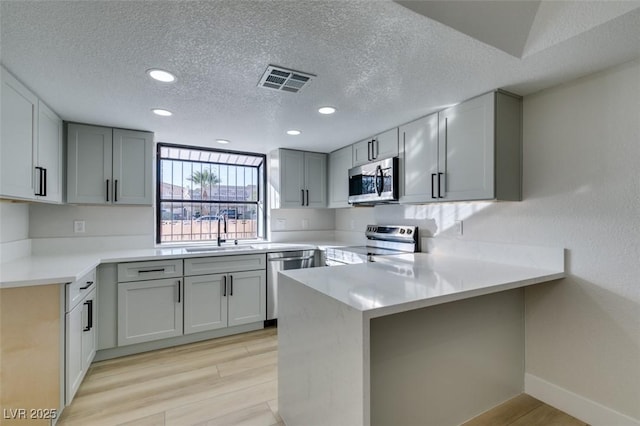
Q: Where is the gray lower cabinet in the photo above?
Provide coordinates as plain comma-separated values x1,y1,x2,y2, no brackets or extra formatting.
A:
184,274,227,334
114,255,265,347
65,270,96,405
184,255,267,334
227,270,266,326
117,278,183,346
183,269,266,334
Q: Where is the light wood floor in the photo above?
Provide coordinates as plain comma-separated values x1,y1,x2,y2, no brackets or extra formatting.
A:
58,327,587,426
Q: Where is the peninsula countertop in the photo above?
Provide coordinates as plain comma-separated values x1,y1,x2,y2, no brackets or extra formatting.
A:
281,252,566,319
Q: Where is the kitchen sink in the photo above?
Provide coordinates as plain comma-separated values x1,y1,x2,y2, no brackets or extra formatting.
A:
184,245,251,253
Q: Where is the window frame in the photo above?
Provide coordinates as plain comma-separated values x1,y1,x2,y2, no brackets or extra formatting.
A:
155,142,267,245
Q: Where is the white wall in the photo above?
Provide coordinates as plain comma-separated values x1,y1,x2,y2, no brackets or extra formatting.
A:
337,59,640,421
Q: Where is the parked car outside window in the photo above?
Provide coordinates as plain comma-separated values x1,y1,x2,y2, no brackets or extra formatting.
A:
194,215,221,222
218,209,243,219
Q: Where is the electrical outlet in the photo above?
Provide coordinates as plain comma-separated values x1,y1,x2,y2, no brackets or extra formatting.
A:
350,219,355,230
74,220,86,233
275,219,286,231
454,220,463,236
302,219,309,230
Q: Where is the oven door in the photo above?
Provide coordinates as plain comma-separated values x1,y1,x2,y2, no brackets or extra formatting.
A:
348,157,398,204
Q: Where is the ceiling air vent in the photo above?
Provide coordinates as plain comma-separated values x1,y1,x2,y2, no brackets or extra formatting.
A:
258,65,315,93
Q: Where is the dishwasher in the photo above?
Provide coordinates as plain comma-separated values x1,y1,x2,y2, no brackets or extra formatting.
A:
266,250,316,324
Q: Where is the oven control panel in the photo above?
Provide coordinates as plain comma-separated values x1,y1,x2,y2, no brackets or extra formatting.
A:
365,225,417,243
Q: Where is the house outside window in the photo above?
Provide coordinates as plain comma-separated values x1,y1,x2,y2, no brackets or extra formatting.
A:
156,144,265,244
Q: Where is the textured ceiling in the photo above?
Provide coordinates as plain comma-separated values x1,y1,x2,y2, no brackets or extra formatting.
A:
1,1,639,155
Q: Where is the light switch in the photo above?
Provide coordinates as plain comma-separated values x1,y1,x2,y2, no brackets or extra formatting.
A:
275,219,286,231
454,220,463,236
74,220,86,233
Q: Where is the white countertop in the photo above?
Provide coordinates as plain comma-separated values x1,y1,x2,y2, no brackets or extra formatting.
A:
0,242,338,288
282,252,566,319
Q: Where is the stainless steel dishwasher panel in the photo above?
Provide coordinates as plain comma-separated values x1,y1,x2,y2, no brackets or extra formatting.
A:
267,250,316,321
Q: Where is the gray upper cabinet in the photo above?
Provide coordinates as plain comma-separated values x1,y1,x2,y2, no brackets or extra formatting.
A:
269,148,327,208
112,128,153,205
1,66,63,203
352,128,399,167
36,101,64,203
304,151,327,208
399,113,439,204
67,123,153,205
438,93,496,201
399,91,521,203
328,145,353,208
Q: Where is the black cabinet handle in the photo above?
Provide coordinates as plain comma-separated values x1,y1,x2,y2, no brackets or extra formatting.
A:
431,174,437,199
177,280,181,303
223,275,227,297
106,179,110,202
306,189,309,206
230,275,233,296
114,179,118,202
80,281,94,290
42,168,47,197
438,172,444,198
301,189,305,206
372,139,377,160
83,299,93,331
139,268,165,274
367,141,372,161
35,167,44,196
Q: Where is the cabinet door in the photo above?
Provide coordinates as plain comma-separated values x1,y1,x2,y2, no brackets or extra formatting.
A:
0,67,36,200
112,129,153,205
374,127,398,160
184,274,228,334
328,146,352,208
117,278,183,346
81,289,97,372
438,93,495,201
227,270,266,327
278,149,305,208
352,139,372,166
304,152,327,208
65,303,83,404
36,101,63,203
399,114,439,203
67,123,113,204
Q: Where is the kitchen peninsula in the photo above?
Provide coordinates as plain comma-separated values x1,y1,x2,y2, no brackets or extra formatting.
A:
278,247,565,426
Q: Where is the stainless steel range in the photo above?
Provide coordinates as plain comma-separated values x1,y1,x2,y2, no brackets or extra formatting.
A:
325,225,418,265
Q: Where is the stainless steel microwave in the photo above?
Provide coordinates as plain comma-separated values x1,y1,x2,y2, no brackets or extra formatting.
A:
348,157,399,205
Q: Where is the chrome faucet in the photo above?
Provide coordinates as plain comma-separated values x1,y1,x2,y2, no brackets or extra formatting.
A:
217,215,227,246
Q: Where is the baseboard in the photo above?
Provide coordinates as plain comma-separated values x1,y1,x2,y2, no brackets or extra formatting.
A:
525,373,639,426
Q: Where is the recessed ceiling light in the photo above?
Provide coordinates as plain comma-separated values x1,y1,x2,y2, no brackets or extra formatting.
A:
147,69,176,83
152,108,173,116
286,130,301,136
216,139,230,144
318,106,336,115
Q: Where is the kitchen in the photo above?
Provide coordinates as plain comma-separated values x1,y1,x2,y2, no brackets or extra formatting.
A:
1,1,639,426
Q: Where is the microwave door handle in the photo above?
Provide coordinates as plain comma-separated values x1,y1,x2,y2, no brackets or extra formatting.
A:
376,165,384,196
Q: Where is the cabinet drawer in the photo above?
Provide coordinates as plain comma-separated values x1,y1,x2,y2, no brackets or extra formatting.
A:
66,269,96,312
117,259,183,282
185,254,266,276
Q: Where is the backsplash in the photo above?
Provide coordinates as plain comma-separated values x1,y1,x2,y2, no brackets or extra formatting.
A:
268,208,335,241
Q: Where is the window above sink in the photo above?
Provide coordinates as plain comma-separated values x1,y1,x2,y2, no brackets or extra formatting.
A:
157,143,266,245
